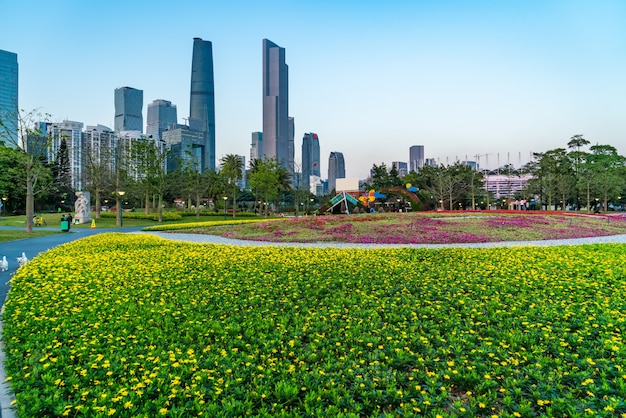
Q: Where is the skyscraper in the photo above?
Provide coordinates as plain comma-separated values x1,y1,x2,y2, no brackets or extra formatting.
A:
189,37,216,171
409,145,425,172
250,132,263,160
262,39,289,170
288,116,294,172
328,151,345,193
302,133,320,191
302,133,321,177
147,99,177,142
114,87,143,133
0,49,18,144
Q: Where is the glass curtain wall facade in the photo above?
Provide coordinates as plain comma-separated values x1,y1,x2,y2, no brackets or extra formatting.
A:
189,37,216,171
114,87,143,133
328,151,345,193
302,132,320,190
0,49,18,144
262,39,289,170
147,99,177,142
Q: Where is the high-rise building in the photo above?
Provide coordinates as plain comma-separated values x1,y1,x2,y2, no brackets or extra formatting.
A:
392,161,408,177
302,133,320,191
250,132,263,161
48,120,85,190
409,145,425,172
189,37,216,171
262,39,289,170
0,49,18,144
288,117,294,172
114,87,143,133
147,99,177,142
162,127,207,172
328,151,345,193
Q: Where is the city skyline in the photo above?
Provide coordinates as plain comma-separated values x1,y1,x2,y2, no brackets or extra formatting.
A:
2,1,625,180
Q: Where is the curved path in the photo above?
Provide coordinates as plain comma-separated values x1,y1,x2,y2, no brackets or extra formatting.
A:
1,229,625,417
140,231,626,248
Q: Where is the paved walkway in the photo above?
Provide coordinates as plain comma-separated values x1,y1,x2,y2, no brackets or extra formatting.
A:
1,229,625,417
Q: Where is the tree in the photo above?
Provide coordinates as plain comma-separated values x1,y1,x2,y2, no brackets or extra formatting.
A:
84,130,115,219
51,136,74,210
0,109,53,232
219,154,243,218
131,137,170,221
587,144,626,212
567,134,590,209
248,158,281,216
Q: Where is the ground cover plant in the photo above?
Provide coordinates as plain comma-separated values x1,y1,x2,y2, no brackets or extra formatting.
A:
3,233,626,417
170,212,626,244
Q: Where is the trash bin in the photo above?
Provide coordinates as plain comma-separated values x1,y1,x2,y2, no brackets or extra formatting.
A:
60,220,69,232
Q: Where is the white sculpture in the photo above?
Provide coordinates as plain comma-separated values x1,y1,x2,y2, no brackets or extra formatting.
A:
74,191,92,224
1,256,8,272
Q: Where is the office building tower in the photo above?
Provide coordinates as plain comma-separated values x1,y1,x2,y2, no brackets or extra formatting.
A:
189,37,216,171
114,87,143,133
147,99,177,141
328,151,345,193
236,155,247,190
162,127,207,172
262,39,289,169
250,132,263,161
0,49,18,144
392,161,408,177
409,145,425,172
288,117,294,172
302,133,320,190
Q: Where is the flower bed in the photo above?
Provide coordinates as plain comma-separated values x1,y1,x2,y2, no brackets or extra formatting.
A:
194,213,626,244
3,234,626,416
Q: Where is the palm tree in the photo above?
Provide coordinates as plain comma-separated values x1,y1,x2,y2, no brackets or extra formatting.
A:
220,154,243,218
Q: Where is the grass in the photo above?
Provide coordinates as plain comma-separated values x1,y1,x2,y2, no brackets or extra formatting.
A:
182,211,626,244
0,211,265,241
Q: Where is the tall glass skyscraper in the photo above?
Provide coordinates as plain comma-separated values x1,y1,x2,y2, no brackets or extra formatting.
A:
189,37,216,171
328,151,345,193
147,99,177,142
302,132,321,176
0,49,18,144
409,145,425,172
262,39,289,170
302,132,321,192
114,87,143,133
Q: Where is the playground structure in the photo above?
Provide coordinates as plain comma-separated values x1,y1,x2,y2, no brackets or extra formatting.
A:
325,183,421,214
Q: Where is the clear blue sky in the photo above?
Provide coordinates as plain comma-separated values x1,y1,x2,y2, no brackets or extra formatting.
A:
2,0,625,179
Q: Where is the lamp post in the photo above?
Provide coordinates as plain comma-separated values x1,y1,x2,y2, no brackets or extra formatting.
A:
1,197,6,219
223,196,228,220
117,191,126,227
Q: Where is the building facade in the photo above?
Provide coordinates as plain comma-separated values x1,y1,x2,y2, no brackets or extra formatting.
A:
250,132,263,161
328,151,345,193
0,49,18,144
409,145,425,172
147,99,177,142
48,120,85,190
392,161,408,177
189,37,216,171
262,39,290,170
162,127,207,172
302,132,320,190
114,87,143,133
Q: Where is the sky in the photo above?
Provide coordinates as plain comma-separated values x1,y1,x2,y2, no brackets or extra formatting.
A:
1,0,625,179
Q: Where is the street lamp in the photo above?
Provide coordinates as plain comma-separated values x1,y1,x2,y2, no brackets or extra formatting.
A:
117,191,126,227
223,196,228,220
1,196,6,219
